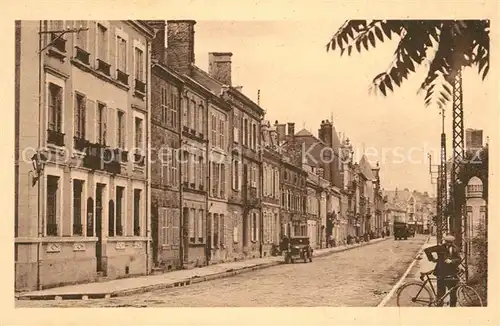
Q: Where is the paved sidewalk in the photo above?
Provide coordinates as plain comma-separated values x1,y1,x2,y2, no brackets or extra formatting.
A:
17,237,388,301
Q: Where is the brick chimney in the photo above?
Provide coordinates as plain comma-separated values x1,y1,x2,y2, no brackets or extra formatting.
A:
275,120,286,143
287,122,295,136
209,52,233,86
166,20,196,75
318,119,333,146
146,20,166,64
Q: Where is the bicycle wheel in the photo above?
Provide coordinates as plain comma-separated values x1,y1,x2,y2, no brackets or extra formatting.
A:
457,285,484,307
396,281,434,307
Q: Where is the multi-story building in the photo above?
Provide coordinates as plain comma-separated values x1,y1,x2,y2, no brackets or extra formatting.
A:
147,20,184,271
278,123,308,237
340,136,357,237
15,20,154,291
261,120,281,256
163,20,210,268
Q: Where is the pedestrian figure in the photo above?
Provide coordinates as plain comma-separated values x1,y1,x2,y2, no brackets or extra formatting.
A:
424,234,461,307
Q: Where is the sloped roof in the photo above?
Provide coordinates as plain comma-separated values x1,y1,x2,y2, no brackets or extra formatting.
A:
295,128,315,137
358,155,374,180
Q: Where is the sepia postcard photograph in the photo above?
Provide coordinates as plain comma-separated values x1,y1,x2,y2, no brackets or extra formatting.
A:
3,0,499,325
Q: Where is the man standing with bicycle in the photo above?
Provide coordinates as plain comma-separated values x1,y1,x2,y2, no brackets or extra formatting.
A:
424,234,462,307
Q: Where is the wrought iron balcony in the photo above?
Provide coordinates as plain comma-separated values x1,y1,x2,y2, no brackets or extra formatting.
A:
82,143,121,174
74,46,90,65
135,79,146,94
51,35,66,53
96,59,111,76
47,129,65,147
74,136,89,151
117,69,129,85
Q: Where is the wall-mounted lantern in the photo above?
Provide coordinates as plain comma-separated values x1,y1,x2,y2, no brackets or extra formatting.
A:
31,151,48,186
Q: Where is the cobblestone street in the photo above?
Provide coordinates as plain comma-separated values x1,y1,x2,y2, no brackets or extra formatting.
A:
17,236,426,307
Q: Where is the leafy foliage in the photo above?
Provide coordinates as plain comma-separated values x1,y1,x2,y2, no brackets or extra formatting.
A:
470,223,488,305
327,20,490,108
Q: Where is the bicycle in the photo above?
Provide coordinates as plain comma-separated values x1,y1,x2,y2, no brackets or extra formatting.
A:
396,269,483,307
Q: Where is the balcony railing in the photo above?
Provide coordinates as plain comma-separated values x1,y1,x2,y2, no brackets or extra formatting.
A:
51,35,66,53
134,153,145,167
74,136,89,151
117,69,129,85
96,59,111,76
82,143,121,174
47,129,65,147
135,79,146,94
74,46,90,65
114,148,129,163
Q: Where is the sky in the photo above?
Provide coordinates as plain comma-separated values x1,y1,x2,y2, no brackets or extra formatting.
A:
191,20,492,196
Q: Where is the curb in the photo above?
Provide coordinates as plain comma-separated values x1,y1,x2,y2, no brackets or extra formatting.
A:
377,236,431,307
18,237,389,301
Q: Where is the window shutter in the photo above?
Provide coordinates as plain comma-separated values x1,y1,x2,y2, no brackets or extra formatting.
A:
86,99,96,142
73,93,78,138
172,210,180,246
220,214,225,245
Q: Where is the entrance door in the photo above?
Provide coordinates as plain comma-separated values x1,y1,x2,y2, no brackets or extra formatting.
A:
95,184,105,273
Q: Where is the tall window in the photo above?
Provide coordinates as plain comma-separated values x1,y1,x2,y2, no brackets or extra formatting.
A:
75,20,88,50
213,213,219,247
233,111,240,143
169,90,178,129
134,117,143,150
116,35,127,73
211,162,218,197
251,212,258,242
211,114,217,145
134,47,144,81
182,151,189,184
161,148,170,185
170,148,178,187
232,159,239,190
117,111,125,149
116,186,124,236
72,180,83,236
252,123,257,149
74,93,86,139
189,100,196,130
97,103,107,145
197,105,204,134
243,118,248,146
97,23,108,62
182,97,188,127
161,86,168,125
219,117,225,150
133,189,141,236
46,176,59,236
220,164,225,198
189,208,195,242
198,156,204,189
197,209,204,243
48,83,63,132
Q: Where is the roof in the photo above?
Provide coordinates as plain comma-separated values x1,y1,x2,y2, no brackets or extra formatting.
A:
358,155,374,180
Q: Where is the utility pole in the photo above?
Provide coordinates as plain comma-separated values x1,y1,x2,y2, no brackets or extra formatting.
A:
449,21,468,280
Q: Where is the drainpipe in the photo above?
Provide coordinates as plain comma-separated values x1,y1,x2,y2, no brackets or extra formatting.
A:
36,20,43,290
145,39,152,275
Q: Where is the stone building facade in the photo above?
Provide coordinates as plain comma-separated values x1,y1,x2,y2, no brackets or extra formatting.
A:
147,20,183,271
15,20,154,291
261,120,281,256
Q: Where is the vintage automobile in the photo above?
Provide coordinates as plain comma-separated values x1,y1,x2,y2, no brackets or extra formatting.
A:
284,236,313,264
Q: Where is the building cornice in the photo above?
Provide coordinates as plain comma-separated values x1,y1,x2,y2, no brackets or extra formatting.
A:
126,20,155,39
